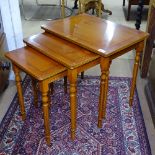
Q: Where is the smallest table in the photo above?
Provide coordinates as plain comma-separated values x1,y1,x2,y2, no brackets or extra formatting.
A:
5,46,67,145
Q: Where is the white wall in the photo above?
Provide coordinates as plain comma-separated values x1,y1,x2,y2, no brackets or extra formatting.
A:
0,0,24,79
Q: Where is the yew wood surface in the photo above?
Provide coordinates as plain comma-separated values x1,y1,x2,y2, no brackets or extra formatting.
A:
5,47,66,80
24,32,100,69
41,13,148,57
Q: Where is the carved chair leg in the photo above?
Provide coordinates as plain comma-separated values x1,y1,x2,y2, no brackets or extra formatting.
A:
98,0,101,17
78,0,82,14
73,0,78,9
61,0,65,18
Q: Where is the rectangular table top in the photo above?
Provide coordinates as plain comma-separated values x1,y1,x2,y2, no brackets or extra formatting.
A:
24,32,100,69
41,14,149,57
5,47,66,80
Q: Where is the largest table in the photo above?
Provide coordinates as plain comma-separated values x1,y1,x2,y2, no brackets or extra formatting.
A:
24,14,148,140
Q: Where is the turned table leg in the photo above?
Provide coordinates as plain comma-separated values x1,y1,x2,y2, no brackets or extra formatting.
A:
39,80,50,145
61,0,65,18
78,0,82,14
13,65,26,120
129,41,144,106
31,78,38,107
98,57,111,128
68,69,77,140
98,0,102,17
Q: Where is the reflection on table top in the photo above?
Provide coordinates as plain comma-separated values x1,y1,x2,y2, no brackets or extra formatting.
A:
41,13,149,57
5,47,66,80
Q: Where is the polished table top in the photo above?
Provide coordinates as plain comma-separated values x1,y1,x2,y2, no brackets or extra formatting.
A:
5,47,66,80
24,32,100,69
41,14,148,57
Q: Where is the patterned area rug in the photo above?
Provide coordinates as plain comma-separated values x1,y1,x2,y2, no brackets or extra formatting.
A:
0,76,151,155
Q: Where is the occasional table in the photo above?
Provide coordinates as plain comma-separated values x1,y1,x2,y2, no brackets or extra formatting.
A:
41,14,148,128
24,33,100,140
5,47,68,145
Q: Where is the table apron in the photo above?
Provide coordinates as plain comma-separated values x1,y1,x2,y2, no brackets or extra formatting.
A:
109,41,143,60
76,57,100,74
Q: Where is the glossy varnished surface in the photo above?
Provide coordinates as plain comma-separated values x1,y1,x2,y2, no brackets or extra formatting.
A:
5,47,66,80
24,33,100,69
41,14,148,57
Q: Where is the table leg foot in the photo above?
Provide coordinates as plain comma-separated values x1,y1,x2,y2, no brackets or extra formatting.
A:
98,120,103,128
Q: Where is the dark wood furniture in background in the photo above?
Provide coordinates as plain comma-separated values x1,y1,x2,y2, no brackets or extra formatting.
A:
142,1,155,127
124,0,149,20
123,0,150,20
145,51,155,127
135,0,145,30
141,4,155,77
135,0,155,126
73,0,78,9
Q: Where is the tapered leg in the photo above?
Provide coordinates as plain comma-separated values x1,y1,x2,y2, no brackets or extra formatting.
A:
68,69,77,140
129,42,144,106
98,58,111,128
13,65,26,120
31,78,38,107
61,0,65,18
64,76,67,93
102,60,112,119
39,81,50,145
